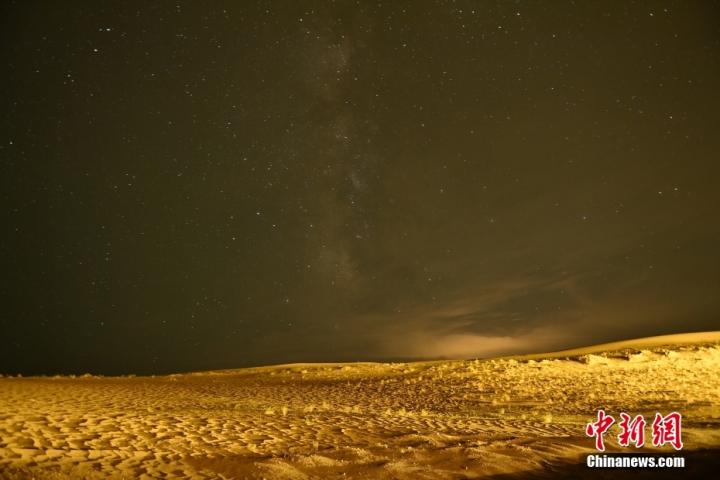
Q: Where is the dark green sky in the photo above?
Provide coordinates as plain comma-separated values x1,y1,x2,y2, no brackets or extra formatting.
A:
2,1,719,375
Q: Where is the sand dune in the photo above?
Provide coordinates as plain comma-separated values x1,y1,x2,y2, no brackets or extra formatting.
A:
509,331,720,360
1,332,719,479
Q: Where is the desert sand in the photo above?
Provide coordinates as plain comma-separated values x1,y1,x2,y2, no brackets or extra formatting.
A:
1,332,719,479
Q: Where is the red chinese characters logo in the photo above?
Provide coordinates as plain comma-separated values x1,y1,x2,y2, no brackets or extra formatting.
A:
618,412,646,447
585,411,682,451
652,412,683,450
585,409,615,451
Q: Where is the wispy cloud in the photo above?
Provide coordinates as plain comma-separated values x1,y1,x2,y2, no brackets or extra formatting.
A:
344,265,717,359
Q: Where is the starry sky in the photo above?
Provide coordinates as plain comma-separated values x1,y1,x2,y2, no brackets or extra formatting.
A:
2,1,719,375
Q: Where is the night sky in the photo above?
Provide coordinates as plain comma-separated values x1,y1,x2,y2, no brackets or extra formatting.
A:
2,1,719,376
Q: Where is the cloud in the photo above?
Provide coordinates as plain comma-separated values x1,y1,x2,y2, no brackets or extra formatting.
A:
394,327,575,359
351,265,717,360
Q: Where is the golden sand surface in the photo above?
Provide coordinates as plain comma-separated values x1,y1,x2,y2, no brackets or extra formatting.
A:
1,332,719,479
